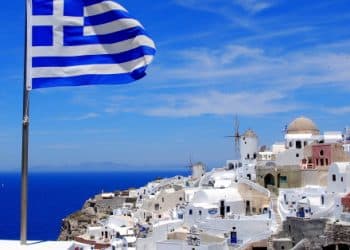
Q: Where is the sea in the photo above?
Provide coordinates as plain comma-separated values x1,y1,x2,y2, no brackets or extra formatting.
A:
0,170,189,240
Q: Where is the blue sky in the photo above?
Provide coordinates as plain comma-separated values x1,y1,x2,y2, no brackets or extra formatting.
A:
1,0,350,171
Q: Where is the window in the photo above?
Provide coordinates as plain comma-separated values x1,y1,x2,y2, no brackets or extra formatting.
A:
296,153,299,158
316,159,319,166
320,150,324,156
280,176,287,183
162,197,164,202
332,174,336,182
325,158,329,165
155,203,160,211
289,141,293,148
296,141,302,149
189,209,193,215
341,176,344,182
320,159,324,166
199,210,202,215
304,141,307,146
226,206,231,213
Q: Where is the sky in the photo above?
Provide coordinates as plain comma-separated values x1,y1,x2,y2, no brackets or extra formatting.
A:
0,0,350,171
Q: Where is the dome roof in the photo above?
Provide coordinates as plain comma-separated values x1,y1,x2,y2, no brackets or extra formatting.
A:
243,129,257,138
286,116,319,135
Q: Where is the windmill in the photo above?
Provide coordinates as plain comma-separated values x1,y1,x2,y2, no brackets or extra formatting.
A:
185,154,194,173
225,116,241,158
184,154,206,180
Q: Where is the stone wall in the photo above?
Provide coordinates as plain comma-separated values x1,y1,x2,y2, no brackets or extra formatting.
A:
271,217,350,249
323,222,350,246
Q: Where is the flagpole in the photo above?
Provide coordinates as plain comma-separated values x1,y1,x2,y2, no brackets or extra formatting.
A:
20,89,30,245
20,0,30,244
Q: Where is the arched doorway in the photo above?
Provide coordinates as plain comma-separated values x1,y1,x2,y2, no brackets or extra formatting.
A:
228,163,234,170
264,174,275,188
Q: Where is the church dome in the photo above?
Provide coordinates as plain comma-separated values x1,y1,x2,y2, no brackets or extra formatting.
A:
286,116,319,135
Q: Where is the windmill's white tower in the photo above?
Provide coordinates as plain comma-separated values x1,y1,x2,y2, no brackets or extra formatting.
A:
191,162,206,179
240,129,259,161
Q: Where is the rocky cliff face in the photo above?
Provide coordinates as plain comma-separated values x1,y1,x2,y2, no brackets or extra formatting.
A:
58,193,130,240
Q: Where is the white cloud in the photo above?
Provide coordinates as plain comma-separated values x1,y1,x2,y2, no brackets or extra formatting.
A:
325,106,350,115
144,91,298,117
173,0,273,28
177,45,263,66
46,144,80,150
175,0,275,14
235,0,274,13
58,112,100,121
152,42,350,91
75,112,100,120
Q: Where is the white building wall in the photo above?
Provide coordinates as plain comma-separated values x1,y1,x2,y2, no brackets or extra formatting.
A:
343,144,350,153
328,162,350,193
272,143,286,154
237,161,256,181
196,217,271,244
156,241,228,250
284,133,319,150
136,220,183,250
240,136,258,161
275,148,304,166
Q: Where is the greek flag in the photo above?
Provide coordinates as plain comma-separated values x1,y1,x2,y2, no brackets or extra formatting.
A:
27,0,156,89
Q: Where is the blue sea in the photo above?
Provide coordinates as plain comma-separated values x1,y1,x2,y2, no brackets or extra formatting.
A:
0,170,188,240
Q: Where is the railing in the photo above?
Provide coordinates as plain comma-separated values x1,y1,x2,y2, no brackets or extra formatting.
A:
257,155,276,161
238,178,271,197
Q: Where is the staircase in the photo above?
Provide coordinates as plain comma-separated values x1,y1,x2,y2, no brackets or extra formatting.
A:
271,192,282,233
267,192,283,250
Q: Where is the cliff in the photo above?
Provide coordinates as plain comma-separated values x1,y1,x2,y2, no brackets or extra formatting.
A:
58,191,133,240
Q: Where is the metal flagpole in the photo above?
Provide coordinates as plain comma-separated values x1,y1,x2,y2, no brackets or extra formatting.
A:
20,0,30,244
20,88,30,245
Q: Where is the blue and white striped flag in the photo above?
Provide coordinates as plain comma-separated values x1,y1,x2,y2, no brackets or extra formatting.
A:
27,0,156,89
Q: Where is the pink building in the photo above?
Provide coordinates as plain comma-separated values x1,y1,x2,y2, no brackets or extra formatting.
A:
301,143,350,170
312,144,332,168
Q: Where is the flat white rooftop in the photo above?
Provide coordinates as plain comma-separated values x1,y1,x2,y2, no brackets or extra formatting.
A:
0,240,74,250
